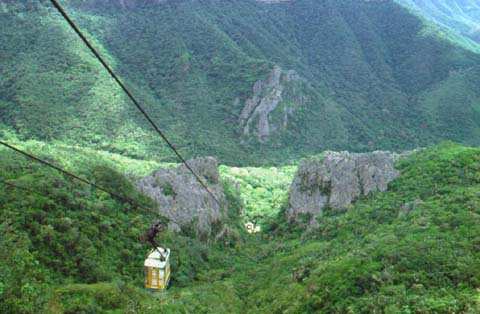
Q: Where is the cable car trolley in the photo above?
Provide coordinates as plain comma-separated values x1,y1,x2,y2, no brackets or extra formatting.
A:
144,247,171,291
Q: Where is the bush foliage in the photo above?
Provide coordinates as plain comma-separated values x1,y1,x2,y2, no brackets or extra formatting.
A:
1,142,480,313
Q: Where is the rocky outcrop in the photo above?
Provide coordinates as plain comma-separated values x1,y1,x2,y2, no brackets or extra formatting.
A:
136,157,226,238
238,65,305,142
287,151,402,225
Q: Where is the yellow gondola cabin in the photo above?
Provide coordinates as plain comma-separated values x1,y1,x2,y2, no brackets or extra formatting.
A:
144,247,171,290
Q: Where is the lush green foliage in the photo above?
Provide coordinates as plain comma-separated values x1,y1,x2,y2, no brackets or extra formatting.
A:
2,142,480,313
0,147,157,280
152,143,480,314
2,0,480,165
2,0,480,312
0,142,241,313
0,137,296,225
269,142,480,313
220,165,296,226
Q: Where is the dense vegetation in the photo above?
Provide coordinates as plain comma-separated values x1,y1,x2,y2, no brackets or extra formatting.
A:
221,165,296,227
0,146,156,312
1,142,479,313
1,0,480,165
2,1,480,312
0,140,246,313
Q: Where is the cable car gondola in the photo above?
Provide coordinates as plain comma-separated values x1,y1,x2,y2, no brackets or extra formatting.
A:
144,247,171,291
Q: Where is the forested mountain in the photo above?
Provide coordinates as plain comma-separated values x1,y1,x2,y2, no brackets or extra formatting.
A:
398,0,480,43
1,0,480,165
2,1,480,313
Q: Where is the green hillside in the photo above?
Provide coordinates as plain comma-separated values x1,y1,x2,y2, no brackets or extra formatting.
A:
2,0,480,165
3,1,480,313
398,0,480,43
1,141,479,313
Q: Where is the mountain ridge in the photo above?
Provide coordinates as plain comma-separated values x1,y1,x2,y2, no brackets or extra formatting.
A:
397,0,480,43
1,0,480,165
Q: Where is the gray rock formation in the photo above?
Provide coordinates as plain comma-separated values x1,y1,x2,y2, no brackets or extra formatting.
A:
238,65,304,142
287,151,401,225
136,157,226,238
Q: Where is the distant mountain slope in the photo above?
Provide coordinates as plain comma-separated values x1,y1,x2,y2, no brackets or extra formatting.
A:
398,0,480,43
1,0,480,165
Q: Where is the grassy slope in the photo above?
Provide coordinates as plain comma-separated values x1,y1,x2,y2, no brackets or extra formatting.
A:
2,0,480,165
1,142,480,313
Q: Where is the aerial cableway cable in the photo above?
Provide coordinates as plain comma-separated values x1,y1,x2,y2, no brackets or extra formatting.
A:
0,140,150,212
0,178,53,200
0,178,58,225
0,171,142,232
47,0,222,208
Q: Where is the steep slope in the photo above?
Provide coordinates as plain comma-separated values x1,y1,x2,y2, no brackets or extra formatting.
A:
2,0,480,165
0,139,245,313
398,0,480,43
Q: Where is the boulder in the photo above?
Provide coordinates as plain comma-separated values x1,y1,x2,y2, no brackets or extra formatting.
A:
136,157,226,238
287,151,401,225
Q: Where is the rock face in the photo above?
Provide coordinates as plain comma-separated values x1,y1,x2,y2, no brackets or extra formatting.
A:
136,157,226,238
287,151,401,225
238,65,304,142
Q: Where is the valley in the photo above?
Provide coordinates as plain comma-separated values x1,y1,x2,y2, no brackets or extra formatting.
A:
1,140,480,313
1,0,480,313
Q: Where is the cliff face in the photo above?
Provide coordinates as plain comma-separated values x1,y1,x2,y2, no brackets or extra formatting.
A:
238,66,305,142
287,151,402,226
136,157,227,238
